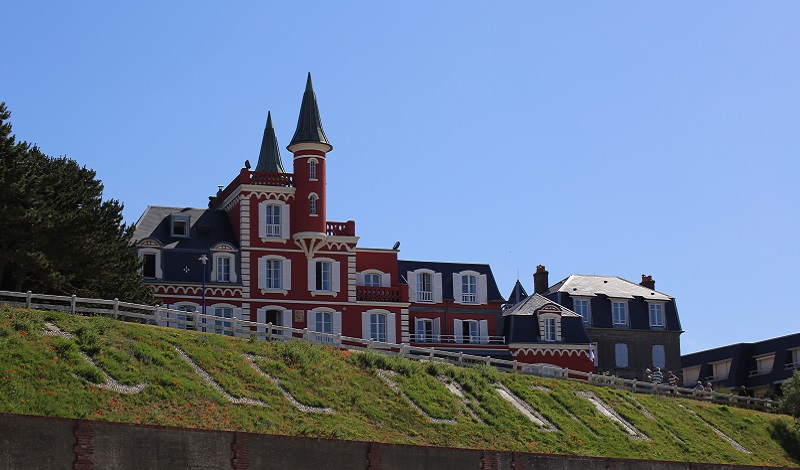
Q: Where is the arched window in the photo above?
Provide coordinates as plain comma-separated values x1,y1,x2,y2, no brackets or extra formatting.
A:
309,159,317,180
309,195,317,215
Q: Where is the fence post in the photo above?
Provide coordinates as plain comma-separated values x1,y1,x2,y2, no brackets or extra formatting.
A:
399,344,406,357
113,298,119,319
26,291,32,308
337,333,342,347
632,379,637,393
458,352,463,367
232,317,238,337
429,347,435,359
267,323,272,341
194,310,201,331
513,360,519,373
153,305,160,325
367,338,374,349
71,295,77,315
564,367,570,379
303,328,309,340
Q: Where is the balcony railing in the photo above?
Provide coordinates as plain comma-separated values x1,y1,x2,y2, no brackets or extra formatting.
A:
411,334,506,345
249,171,294,187
748,368,772,377
326,221,355,237
416,291,433,302
356,286,401,303
785,362,800,371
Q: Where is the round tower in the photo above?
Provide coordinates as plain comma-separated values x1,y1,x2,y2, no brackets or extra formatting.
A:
287,73,332,235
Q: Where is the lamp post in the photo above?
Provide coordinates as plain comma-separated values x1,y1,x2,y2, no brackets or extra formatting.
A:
199,255,208,319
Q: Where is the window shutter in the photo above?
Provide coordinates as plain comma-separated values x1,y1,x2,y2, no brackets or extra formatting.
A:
362,312,371,339
308,259,316,291
452,273,462,304
433,273,443,303
479,319,489,344
332,260,341,292
652,345,666,369
282,309,292,330
406,271,416,298
479,275,488,304
282,259,292,290
615,343,628,368
356,272,365,286
454,319,463,343
258,257,266,290
256,307,266,333
281,204,290,239
258,201,266,239
210,256,218,282
415,318,424,341
233,308,243,337
381,273,391,287
433,317,441,341
387,312,396,344
333,311,342,335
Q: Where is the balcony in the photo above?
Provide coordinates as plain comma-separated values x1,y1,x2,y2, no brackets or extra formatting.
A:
326,220,355,237
411,334,506,345
249,171,294,187
356,286,401,303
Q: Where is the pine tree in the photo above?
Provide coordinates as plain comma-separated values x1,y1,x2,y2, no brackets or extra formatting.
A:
0,102,153,304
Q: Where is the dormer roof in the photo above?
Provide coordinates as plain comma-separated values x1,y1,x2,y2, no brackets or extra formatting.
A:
288,73,332,152
502,293,582,318
546,274,672,301
255,112,285,173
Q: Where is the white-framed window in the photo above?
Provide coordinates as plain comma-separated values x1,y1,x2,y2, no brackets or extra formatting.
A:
682,365,701,385
364,273,380,287
361,309,397,344
255,307,292,336
414,317,440,342
573,297,591,324
612,300,628,326
309,193,318,216
210,248,237,284
258,201,290,240
170,214,190,238
208,304,241,336
544,317,557,342
258,256,291,293
791,348,800,369
168,302,198,330
615,343,629,368
308,258,340,294
711,359,732,380
408,269,442,304
417,272,433,302
649,302,665,328
309,308,341,342
454,318,489,344
139,249,162,279
652,345,666,369
309,158,318,180
453,271,488,305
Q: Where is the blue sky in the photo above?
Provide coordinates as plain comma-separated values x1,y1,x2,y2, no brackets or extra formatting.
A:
4,2,798,354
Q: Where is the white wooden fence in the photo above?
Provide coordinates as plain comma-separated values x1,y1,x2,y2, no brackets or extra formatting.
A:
0,289,779,412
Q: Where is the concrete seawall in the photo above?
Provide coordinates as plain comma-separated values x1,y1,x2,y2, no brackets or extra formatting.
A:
0,413,772,470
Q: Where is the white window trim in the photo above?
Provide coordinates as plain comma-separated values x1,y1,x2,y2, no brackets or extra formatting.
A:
710,358,732,380
255,306,292,336
357,269,390,287
308,192,319,217
206,303,241,336
361,309,397,344
139,248,163,280
258,200,290,242
170,214,190,238
167,302,198,329
537,312,562,342
309,258,340,296
453,270,488,305
647,300,666,328
308,307,342,342
308,157,319,181
611,298,629,326
211,252,237,283
572,296,592,324
408,269,442,304
258,255,291,295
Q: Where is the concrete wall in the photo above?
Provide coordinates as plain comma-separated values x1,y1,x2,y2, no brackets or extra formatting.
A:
0,413,767,470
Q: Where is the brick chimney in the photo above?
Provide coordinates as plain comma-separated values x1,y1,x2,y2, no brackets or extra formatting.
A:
533,265,549,295
640,274,655,290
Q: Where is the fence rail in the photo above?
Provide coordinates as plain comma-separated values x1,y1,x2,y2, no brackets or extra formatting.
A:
0,289,780,413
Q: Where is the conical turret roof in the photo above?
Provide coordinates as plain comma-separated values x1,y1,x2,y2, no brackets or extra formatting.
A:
255,112,285,173
288,73,332,152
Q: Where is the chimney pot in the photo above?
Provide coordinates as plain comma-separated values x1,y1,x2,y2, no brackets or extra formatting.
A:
533,265,549,295
640,274,655,290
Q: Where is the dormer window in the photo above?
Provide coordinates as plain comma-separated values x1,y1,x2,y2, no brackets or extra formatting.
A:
170,215,190,238
453,270,487,305
537,308,562,342
461,274,477,303
648,302,665,328
573,297,591,324
417,272,433,302
612,300,628,326
544,317,557,341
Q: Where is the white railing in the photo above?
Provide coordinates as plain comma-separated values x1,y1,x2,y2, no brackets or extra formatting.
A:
264,223,281,237
0,289,780,412
416,291,433,302
410,334,505,345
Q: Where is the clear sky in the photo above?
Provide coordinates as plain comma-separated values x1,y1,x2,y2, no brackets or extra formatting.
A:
3,2,799,354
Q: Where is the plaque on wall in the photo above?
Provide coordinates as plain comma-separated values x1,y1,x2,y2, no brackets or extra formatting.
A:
294,310,305,322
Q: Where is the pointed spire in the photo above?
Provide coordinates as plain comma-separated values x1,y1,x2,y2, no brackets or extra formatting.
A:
288,73,332,152
255,111,285,173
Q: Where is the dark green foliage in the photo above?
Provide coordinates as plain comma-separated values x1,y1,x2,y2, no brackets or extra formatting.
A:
0,102,153,303
779,370,800,420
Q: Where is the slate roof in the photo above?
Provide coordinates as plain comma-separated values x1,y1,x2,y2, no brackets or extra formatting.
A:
255,112,285,173
546,274,672,301
502,293,582,318
133,206,238,250
506,280,528,307
288,73,332,151
397,260,505,303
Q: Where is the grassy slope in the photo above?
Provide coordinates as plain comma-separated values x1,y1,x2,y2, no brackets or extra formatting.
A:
0,306,797,467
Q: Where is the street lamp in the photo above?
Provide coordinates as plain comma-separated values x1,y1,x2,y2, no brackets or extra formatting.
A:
199,255,208,320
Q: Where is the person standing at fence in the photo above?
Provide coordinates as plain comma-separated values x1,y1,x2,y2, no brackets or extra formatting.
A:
667,370,678,392
644,368,653,382
738,385,749,404
704,381,714,400
652,367,663,385
693,380,704,397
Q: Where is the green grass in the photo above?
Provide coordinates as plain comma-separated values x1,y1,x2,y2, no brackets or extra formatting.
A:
1,305,798,467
